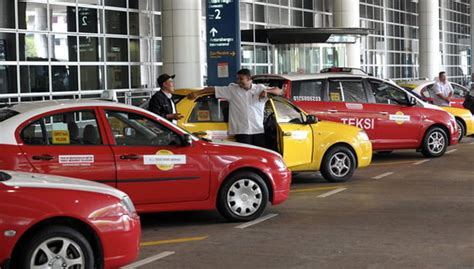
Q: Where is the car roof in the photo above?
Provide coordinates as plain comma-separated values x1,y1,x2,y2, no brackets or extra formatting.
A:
253,73,371,81
398,80,432,88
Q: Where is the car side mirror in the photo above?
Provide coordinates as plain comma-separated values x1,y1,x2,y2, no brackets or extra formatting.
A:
408,97,417,106
182,134,193,146
305,115,318,124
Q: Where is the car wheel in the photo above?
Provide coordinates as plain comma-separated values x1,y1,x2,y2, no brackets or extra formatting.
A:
320,146,356,182
455,119,465,143
421,127,448,157
217,171,269,222
18,225,95,269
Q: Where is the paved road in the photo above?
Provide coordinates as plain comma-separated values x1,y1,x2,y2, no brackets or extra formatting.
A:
126,137,474,269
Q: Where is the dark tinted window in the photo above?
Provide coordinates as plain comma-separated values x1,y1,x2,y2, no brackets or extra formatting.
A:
291,80,323,101
328,80,368,103
21,120,45,145
0,109,19,122
370,80,408,105
452,84,467,98
189,96,229,123
106,110,181,146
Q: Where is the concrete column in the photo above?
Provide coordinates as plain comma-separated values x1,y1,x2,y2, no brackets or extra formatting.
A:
419,0,440,80
162,0,202,88
333,0,360,68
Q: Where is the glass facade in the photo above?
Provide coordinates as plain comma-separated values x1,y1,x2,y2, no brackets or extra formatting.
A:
0,0,162,104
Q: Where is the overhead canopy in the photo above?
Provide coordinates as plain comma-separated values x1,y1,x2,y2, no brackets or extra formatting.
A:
241,27,373,44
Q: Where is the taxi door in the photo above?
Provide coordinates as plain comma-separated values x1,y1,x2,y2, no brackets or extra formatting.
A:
101,108,210,205
17,108,116,184
368,80,423,149
177,95,233,141
269,98,313,168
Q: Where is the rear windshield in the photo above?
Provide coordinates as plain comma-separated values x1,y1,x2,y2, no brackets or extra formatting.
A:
252,78,285,88
0,109,19,122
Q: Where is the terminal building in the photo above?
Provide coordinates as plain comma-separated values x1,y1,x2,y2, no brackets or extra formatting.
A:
0,0,472,104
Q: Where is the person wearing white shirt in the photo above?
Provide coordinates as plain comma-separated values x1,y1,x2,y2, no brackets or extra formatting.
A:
432,71,454,106
188,69,282,147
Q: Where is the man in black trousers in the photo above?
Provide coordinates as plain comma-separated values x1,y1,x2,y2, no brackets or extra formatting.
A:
148,73,182,124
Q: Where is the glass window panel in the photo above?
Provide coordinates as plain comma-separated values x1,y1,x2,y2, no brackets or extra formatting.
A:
0,65,17,94
267,6,280,25
105,0,126,8
19,33,49,61
20,66,49,93
52,65,78,92
131,65,141,88
80,66,104,90
154,15,161,36
255,5,265,23
304,11,313,27
107,38,128,62
130,39,140,62
78,8,100,33
153,40,161,62
80,36,103,62
189,96,229,123
79,0,102,5
153,0,161,11
107,66,128,89
0,33,17,61
50,5,76,33
241,45,254,64
105,10,127,35
18,2,48,31
51,35,77,62
291,80,323,101
129,12,139,36
255,66,268,75
291,10,303,26
0,1,16,28
255,46,268,63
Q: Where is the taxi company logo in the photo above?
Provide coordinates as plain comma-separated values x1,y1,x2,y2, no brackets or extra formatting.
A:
341,118,375,130
144,150,186,171
389,112,410,125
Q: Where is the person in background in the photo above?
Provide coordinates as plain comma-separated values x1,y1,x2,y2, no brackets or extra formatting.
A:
432,71,454,106
148,73,182,124
187,68,282,147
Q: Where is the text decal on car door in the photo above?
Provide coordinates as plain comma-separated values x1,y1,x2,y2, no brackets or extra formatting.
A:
389,112,411,124
144,150,187,171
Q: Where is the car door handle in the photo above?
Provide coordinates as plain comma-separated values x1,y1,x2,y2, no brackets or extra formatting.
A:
120,154,141,160
32,155,54,161
327,109,338,113
379,111,389,115
283,132,292,137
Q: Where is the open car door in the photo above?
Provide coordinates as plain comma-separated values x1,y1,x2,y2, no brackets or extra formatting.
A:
267,98,313,168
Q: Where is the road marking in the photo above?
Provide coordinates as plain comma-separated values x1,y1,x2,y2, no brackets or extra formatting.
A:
121,251,175,269
235,213,278,229
413,159,431,165
470,142,474,145
291,186,345,194
372,172,394,179
446,149,458,154
140,236,208,247
371,160,416,166
317,187,347,198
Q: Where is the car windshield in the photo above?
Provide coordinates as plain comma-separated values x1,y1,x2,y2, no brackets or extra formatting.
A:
0,109,19,122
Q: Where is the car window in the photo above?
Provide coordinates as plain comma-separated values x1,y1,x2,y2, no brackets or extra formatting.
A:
420,86,433,98
452,84,467,98
0,109,19,122
291,80,323,102
328,80,368,103
273,99,304,123
21,110,102,145
106,110,182,146
189,95,229,123
370,80,408,105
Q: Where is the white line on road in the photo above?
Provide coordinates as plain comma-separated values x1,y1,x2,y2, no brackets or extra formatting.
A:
413,159,431,165
120,251,175,269
446,149,458,154
235,213,279,229
317,187,347,198
372,172,394,180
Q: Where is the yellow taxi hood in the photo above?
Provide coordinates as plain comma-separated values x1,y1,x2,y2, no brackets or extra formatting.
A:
442,106,473,118
175,88,201,96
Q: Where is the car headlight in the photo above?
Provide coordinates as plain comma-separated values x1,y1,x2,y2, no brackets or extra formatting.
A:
121,196,136,214
274,158,287,169
357,130,370,141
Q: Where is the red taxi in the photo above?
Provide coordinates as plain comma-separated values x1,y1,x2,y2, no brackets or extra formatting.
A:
0,170,140,268
253,69,459,157
0,100,291,222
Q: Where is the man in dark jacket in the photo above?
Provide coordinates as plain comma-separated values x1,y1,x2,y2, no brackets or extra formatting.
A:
148,73,182,124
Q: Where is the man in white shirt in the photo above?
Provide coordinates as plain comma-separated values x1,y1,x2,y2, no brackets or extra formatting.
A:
432,71,454,106
188,69,282,147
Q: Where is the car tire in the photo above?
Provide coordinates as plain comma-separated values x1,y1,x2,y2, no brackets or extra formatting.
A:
320,146,356,182
217,171,269,222
17,225,95,269
421,127,448,158
455,119,465,143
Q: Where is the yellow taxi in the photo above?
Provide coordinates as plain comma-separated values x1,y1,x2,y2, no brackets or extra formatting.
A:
399,81,474,142
174,89,372,182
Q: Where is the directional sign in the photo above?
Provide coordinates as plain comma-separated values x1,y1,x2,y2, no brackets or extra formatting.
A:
207,0,241,86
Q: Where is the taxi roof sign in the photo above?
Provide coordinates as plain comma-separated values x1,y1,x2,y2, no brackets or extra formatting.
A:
320,67,368,75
